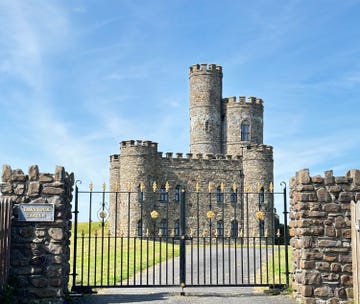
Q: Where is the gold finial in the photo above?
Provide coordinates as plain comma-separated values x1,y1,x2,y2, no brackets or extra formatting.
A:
140,182,145,192
276,229,281,238
165,181,170,192
195,182,200,192
170,229,175,238
257,183,262,192
244,184,249,192
152,181,157,192
208,182,212,193
146,229,150,237
126,182,131,192
232,182,237,192
207,210,215,219
158,230,163,238
269,182,274,193
89,182,94,191
214,230,218,238
114,183,120,192
150,210,159,219
265,229,269,237
220,182,225,192
190,229,194,238
102,183,106,191
256,211,265,220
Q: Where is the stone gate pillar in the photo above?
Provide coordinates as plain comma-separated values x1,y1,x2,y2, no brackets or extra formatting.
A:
1,164,74,304
289,169,360,304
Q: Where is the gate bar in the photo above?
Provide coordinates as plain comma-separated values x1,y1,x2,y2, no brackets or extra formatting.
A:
179,188,186,291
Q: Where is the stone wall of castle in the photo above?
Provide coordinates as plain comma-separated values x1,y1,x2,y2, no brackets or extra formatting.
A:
1,165,74,304
109,140,274,238
289,169,359,304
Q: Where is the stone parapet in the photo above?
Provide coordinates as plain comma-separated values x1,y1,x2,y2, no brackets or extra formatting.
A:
1,164,74,304
290,169,359,304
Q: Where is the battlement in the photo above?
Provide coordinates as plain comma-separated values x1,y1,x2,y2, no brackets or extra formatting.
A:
110,154,120,162
163,152,242,161
223,96,263,106
119,140,159,156
244,144,273,153
120,140,158,149
189,63,222,75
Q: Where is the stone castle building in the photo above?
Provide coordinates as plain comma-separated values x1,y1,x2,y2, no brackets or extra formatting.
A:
109,63,275,238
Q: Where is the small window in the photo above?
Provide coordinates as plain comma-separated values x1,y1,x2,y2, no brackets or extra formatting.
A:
160,186,168,202
175,186,180,202
217,220,224,237
216,186,224,203
231,220,238,238
174,219,180,237
259,187,264,204
259,220,265,237
138,184,143,202
241,121,250,141
230,189,237,203
137,220,143,237
160,219,167,237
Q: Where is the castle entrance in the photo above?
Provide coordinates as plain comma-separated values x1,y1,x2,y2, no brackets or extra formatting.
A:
70,182,289,293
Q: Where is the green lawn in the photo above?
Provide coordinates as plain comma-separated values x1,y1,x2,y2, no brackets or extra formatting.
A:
70,222,180,288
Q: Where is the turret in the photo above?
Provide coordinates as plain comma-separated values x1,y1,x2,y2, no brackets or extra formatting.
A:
223,96,264,156
189,63,223,154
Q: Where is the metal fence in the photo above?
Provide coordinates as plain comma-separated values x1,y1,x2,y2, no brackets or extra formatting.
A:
0,197,12,294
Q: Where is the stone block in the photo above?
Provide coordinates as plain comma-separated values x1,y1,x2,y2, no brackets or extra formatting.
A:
323,203,340,213
42,186,65,195
340,274,352,286
339,254,352,263
12,169,26,181
28,165,39,181
342,264,352,273
329,185,341,193
317,187,332,202
316,261,330,271
326,297,339,304
324,226,335,237
39,173,54,182
30,276,48,288
55,165,65,182
297,169,311,184
324,170,335,185
339,192,353,202
301,285,313,297
314,285,333,297
2,164,12,182
347,169,360,185
330,263,341,272
48,227,64,241
342,229,351,239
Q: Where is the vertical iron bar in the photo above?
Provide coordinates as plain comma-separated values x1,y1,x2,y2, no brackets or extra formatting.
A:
166,193,169,285
114,192,118,285
133,236,137,285
71,185,79,289
107,231,111,286
140,193,143,285
127,191,131,285
246,193,250,283
101,191,106,286
94,232,98,286
179,188,186,287
209,193,213,284
80,232,84,286
282,184,290,286
120,236,123,285
87,190,93,286
197,192,200,285
159,236,162,285
228,236,231,284
216,236,219,284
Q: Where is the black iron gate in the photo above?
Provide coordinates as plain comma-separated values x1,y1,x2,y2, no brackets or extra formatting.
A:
71,182,289,292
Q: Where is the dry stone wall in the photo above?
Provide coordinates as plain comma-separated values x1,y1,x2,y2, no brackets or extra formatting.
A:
1,164,74,304
289,169,360,304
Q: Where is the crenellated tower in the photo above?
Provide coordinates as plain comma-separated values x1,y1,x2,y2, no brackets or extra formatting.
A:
189,63,223,155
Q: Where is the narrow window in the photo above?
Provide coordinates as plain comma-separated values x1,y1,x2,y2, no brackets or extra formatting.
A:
259,220,265,237
175,186,180,202
217,220,224,237
174,219,180,237
137,220,143,237
138,184,143,202
160,185,168,202
230,188,237,203
160,219,167,237
231,220,238,238
241,121,250,141
259,187,265,204
216,186,224,203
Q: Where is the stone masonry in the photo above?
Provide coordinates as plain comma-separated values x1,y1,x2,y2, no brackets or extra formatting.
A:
289,169,360,304
1,164,74,304
109,64,275,239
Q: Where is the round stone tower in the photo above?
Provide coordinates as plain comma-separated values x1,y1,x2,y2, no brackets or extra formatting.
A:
189,63,223,155
109,140,159,236
224,96,263,156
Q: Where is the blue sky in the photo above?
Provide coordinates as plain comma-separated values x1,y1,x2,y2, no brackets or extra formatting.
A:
1,0,360,219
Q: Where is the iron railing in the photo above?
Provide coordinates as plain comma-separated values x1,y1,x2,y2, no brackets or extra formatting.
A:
0,197,12,295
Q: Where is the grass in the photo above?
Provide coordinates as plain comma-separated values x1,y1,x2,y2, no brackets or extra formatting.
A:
257,244,292,292
69,222,180,288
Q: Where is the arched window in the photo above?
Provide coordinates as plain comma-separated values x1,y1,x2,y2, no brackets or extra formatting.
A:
138,184,143,202
216,186,224,203
160,185,168,202
174,219,180,237
241,121,250,141
175,186,180,202
160,219,167,237
137,220,143,237
259,187,265,204
231,220,238,238
217,220,224,237
230,188,237,203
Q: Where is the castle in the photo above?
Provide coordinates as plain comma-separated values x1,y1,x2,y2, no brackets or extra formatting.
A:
109,63,275,238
